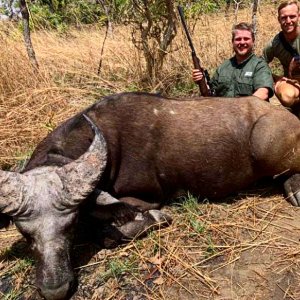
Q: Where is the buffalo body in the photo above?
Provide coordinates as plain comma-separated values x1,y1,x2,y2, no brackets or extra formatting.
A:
1,92,300,299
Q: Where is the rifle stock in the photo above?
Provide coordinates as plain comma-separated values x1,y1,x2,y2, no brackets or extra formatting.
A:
177,6,211,96
192,53,210,96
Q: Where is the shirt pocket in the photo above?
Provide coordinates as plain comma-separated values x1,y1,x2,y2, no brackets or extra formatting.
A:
235,76,253,96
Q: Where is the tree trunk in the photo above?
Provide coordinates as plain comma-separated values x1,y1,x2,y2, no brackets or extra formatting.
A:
252,0,260,41
97,0,113,37
20,0,39,72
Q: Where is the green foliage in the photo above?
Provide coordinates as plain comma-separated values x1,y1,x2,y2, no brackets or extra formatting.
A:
13,149,33,171
99,257,137,283
177,0,233,19
0,6,6,15
174,193,207,236
205,236,217,257
2,290,25,300
190,218,206,234
63,1,102,25
30,3,64,29
109,258,134,278
183,0,221,17
147,230,161,255
13,0,255,30
1,246,34,275
113,0,129,20
176,192,201,215
10,258,34,274
174,194,217,257
28,0,102,29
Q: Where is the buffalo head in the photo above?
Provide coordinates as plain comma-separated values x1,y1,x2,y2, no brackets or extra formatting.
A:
0,115,107,300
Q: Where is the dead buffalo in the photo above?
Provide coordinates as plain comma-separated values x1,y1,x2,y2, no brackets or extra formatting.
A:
1,92,300,300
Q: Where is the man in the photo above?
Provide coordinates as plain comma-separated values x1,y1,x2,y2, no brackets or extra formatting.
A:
193,22,274,100
263,0,300,108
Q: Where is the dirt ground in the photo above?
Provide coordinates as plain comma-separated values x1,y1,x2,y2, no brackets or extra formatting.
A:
1,181,300,300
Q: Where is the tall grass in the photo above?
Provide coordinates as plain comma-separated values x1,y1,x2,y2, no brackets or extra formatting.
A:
0,4,280,167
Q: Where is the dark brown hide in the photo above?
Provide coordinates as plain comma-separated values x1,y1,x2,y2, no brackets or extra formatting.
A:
24,93,300,203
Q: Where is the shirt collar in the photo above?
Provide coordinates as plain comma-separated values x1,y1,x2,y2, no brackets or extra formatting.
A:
231,53,254,67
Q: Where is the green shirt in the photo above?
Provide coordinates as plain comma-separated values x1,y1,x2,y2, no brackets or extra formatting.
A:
211,54,274,98
263,32,300,77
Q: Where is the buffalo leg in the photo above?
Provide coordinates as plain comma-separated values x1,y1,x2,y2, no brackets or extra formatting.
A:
119,196,161,212
88,191,138,226
87,192,172,247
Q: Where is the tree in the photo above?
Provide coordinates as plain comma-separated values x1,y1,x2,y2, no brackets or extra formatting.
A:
129,0,177,86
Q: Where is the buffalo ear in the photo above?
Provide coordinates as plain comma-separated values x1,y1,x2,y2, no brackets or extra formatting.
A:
0,213,12,229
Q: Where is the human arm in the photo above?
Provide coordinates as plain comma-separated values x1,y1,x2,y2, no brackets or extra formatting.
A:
253,59,274,100
253,87,269,100
262,38,285,84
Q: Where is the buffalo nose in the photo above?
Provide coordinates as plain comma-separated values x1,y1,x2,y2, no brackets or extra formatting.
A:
40,281,73,300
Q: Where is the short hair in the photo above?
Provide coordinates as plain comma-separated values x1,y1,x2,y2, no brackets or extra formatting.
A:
232,22,255,41
278,0,300,14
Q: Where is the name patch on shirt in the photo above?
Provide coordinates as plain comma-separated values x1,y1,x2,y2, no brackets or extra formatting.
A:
244,71,253,77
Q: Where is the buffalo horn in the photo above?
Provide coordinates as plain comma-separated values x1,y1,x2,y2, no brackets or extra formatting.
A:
0,171,24,216
57,114,107,206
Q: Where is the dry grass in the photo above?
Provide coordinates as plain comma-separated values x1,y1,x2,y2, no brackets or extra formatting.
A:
1,3,299,300
72,191,300,299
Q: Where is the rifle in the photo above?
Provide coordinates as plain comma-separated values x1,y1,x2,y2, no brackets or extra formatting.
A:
177,6,212,96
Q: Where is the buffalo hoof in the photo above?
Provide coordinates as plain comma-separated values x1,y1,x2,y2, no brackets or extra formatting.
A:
284,174,300,206
94,210,173,248
117,210,172,239
147,209,173,226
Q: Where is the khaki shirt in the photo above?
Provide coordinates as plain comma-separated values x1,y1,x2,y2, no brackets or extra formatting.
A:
263,32,300,77
211,54,274,98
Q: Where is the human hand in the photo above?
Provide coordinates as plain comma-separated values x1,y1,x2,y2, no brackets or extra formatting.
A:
192,69,204,83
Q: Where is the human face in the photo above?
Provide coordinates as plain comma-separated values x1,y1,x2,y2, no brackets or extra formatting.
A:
232,29,254,60
278,4,300,34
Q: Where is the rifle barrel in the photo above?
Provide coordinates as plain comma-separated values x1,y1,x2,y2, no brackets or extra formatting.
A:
177,6,196,54
177,5,211,96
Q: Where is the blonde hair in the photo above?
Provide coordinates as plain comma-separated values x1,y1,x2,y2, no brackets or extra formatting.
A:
278,0,300,14
232,22,255,41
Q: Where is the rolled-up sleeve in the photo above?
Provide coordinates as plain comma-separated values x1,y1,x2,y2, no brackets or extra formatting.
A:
253,59,274,98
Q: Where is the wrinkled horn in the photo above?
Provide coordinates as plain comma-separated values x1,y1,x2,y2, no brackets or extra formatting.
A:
57,114,107,206
0,170,24,216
